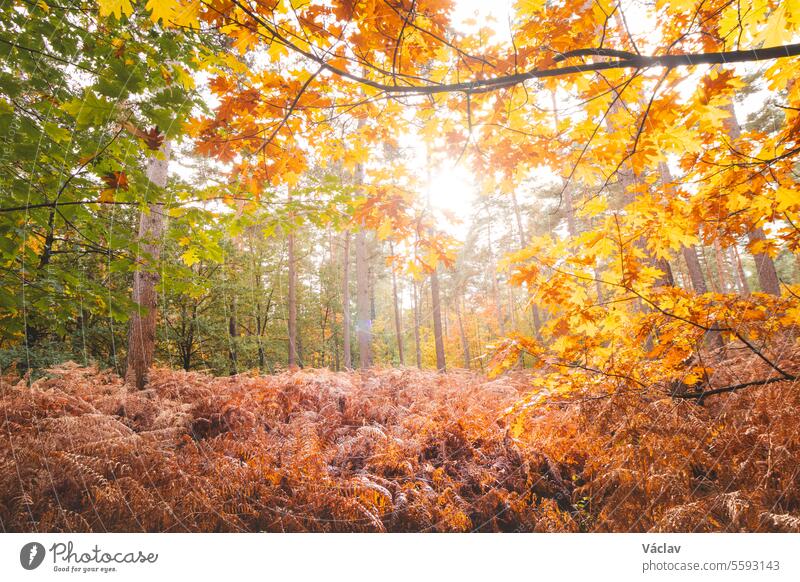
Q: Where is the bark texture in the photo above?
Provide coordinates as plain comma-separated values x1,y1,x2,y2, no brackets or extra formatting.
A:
126,142,170,389
342,231,352,369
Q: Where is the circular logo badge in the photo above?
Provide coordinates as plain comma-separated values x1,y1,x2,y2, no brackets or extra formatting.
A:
20,542,46,570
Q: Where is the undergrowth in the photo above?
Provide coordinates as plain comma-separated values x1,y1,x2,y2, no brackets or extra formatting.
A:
1,348,798,532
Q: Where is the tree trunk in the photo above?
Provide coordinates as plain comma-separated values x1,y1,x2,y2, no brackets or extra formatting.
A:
430,265,446,371
297,332,304,368
654,258,675,287
228,298,238,375
510,191,543,338
725,247,741,294
748,228,781,295
126,142,170,389
487,221,506,336
682,245,708,293
723,104,780,296
551,91,578,238
657,165,722,347
356,225,371,368
700,245,719,293
455,295,471,369
390,242,405,365
507,285,516,329
426,156,446,371
342,231,352,369
328,231,340,370
713,239,731,293
732,243,751,295
412,279,422,368
442,290,449,338
287,201,298,368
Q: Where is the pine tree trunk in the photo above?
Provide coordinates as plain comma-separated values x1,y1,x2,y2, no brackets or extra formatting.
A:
425,151,445,371
714,239,731,293
748,228,781,295
287,204,298,368
356,225,371,368
726,247,743,295
455,295,471,369
297,332,303,368
329,231,340,371
682,245,708,293
732,243,751,295
510,191,543,338
412,279,422,368
658,167,707,293
487,221,506,336
228,298,238,375
126,142,170,389
342,231,352,369
507,285,516,329
654,258,675,287
442,290,449,338
723,104,780,295
551,91,578,237
430,265,446,371
700,245,719,293
390,242,405,365
659,164,723,347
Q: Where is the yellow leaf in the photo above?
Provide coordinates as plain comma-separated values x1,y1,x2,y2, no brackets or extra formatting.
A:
509,414,526,438
147,0,177,25
181,248,200,267
761,4,791,47
268,40,289,61
515,0,545,16
376,220,393,241
97,0,133,19
579,195,607,218
171,0,201,28
776,186,799,212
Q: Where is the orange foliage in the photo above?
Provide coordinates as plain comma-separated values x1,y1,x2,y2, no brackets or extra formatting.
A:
2,352,798,532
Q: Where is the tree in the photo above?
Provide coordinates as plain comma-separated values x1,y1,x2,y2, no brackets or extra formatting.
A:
722,105,781,295
389,242,405,366
355,204,372,368
342,230,352,369
126,142,170,388
287,190,299,368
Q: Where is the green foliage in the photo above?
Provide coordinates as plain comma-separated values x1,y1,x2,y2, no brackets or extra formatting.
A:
0,1,204,363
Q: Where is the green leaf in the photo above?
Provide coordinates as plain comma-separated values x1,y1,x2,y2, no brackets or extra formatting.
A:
62,91,117,130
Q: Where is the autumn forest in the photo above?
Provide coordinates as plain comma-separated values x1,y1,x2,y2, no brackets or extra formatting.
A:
1,0,799,533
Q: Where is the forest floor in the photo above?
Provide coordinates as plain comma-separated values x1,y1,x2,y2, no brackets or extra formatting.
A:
1,349,799,532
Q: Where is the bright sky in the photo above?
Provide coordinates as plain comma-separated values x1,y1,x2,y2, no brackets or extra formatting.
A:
423,0,775,236
422,0,512,230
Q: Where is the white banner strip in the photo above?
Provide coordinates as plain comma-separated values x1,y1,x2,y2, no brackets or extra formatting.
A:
2,533,798,581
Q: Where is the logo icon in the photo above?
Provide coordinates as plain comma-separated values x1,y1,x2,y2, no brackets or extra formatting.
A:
20,542,46,570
